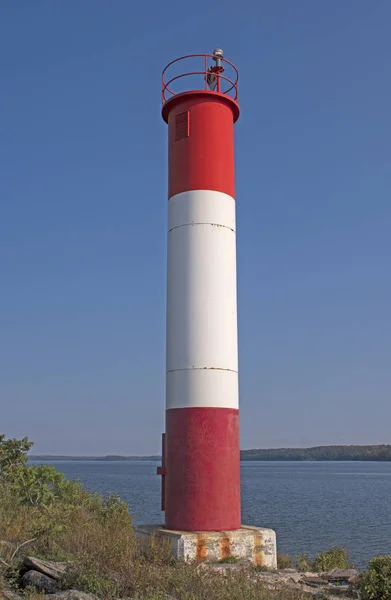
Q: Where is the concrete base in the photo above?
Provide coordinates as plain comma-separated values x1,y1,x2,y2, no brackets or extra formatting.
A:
134,524,277,568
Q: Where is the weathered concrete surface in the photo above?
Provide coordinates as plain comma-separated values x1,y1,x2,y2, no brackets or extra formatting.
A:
134,524,277,568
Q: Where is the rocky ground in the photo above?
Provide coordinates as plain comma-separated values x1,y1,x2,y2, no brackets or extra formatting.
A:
1,556,360,600
245,566,358,599
2,556,96,599
204,563,359,599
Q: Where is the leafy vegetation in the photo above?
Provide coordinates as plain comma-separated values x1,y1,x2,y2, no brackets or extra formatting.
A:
296,547,353,572
241,445,391,461
2,433,388,600
0,434,308,600
277,552,293,569
358,556,391,600
218,555,239,564
296,553,313,572
313,546,353,571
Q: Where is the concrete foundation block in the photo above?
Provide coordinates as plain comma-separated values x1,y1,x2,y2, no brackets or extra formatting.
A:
134,524,277,568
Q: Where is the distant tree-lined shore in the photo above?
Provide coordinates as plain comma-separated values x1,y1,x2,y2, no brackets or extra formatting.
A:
29,444,391,462
240,444,391,461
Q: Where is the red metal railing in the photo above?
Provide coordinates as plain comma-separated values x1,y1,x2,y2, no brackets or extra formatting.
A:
162,53,239,105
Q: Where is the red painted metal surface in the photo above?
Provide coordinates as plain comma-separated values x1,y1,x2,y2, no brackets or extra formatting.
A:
166,92,237,199
164,407,241,532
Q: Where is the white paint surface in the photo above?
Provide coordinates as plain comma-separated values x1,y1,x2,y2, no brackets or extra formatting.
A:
166,368,238,410
168,189,235,232
166,189,239,410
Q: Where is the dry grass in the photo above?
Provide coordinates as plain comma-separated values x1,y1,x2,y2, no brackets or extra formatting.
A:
65,558,308,600
20,591,47,600
0,483,308,600
0,436,356,599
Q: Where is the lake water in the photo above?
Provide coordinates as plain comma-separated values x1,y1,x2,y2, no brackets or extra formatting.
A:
29,460,391,569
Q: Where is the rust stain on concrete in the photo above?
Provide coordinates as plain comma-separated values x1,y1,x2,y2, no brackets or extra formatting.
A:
220,535,231,560
254,534,265,566
196,534,207,561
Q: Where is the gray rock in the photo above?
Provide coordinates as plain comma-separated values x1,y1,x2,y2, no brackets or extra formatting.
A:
21,570,60,594
285,572,302,583
301,576,330,587
23,556,68,580
46,591,98,600
256,571,304,590
204,562,248,574
327,585,353,596
281,568,299,573
327,568,358,582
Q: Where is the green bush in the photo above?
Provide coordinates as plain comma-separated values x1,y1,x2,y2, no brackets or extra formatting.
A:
296,553,314,572
277,552,293,569
296,546,352,572
358,556,391,600
0,434,33,477
313,546,352,571
64,569,120,598
0,433,342,600
0,434,133,572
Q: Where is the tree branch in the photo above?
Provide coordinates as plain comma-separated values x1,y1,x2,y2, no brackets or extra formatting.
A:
10,538,36,562
0,556,11,568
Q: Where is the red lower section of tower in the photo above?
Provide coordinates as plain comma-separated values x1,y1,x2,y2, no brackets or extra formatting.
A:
164,407,241,531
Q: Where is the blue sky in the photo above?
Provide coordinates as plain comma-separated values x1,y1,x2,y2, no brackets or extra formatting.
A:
1,1,390,455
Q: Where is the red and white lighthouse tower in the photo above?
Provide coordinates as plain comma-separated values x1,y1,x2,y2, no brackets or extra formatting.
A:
159,50,241,532
137,51,276,564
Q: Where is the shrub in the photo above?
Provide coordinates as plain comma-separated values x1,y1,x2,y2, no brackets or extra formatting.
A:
313,546,352,572
64,569,120,598
296,546,352,572
277,552,293,569
296,553,314,572
0,433,313,600
0,434,33,478
358,555,391,600
0,434,133,583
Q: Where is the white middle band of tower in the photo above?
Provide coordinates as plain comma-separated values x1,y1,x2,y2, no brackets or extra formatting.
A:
166,189,239,410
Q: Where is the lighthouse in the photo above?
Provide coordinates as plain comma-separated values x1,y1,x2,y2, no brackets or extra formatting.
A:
136,50,277,565
160,49,240,532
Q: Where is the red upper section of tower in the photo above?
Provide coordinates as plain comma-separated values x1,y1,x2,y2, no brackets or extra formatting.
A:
162,53,240,198
167,95,237,198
